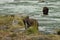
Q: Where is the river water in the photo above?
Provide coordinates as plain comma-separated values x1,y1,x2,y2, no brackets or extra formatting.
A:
0,0,60,34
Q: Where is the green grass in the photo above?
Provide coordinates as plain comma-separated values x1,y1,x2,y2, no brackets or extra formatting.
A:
25,26,38,35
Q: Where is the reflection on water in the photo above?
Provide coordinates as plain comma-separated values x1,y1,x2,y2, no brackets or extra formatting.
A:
0,0,60,33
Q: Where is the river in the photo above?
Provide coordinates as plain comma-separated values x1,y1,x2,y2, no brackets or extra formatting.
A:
0,0,60,34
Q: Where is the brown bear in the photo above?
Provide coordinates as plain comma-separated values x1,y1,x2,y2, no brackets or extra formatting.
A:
23,16,38,30
43,7,49,15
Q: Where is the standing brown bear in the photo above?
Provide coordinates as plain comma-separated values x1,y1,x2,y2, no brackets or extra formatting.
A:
23,16,38,30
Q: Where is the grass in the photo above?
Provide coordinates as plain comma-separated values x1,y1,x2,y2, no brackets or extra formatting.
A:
0,15,60,40
25,27,38,35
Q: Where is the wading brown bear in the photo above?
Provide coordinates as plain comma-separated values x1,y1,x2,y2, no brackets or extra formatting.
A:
43,7,49,15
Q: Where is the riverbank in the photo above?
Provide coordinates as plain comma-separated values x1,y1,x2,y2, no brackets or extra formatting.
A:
0,15,60,40
0,31,60,40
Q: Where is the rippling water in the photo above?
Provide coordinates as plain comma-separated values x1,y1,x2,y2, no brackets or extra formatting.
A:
0,0,60,33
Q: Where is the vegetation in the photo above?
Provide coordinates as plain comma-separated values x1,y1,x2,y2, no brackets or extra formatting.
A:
25,27,38,35
0,15,60,40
